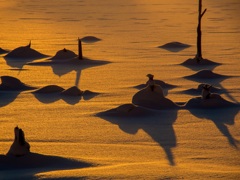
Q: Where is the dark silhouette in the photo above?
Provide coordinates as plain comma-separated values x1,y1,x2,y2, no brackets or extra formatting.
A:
78,38,83,59
195,0,207,63
146,74,155,91
97,107,178,166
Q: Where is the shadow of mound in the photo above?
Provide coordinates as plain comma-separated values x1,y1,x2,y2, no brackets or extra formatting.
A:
158,42,191,52
134,80,177,96
0,152,92,179
96,104,178,165
181,58,221,71
184,97,240,148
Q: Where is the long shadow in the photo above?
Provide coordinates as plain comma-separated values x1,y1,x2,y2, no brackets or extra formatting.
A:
96,107,178,165
0,152,93,179
27,57,110,87
186,106,240,148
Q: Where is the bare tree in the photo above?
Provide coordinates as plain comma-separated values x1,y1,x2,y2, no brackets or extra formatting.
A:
195,0,207,63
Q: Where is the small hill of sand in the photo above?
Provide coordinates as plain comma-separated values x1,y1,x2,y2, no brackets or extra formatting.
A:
33,85,65,94
0,76,36,91
181,58,221,66
5,45,47,59
61,86,83,96
50,48,78,60
81,36,101,43
158,41,191,52
132,85,178,110
184,69,229,79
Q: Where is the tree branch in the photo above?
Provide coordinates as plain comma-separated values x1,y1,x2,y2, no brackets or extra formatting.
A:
201,8,207,18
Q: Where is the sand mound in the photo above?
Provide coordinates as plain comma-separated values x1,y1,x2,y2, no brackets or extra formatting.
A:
61,86,83,96
181,58,221,66
181,83,223,96
184,96,238,109
0,76,36,91
81,36,101,43
0,47,9,54
33,85,65,93
185,69,228,79
158,41,191,52
132,85,178,110
5,45,46,59
50,48,78,60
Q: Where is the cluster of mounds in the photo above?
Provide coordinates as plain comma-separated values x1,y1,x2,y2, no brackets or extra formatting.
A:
158,41,191,52
33,85,98,97
0,76,36,91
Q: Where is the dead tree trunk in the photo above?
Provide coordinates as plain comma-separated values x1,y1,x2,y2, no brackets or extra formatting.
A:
196,0,207,63
78,38,83,60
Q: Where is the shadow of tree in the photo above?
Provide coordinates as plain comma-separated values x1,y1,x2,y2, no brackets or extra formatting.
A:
96,107,178,165
186,107,240,148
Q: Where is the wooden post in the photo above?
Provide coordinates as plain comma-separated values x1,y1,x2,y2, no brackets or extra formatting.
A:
78,38,83,60
196,0,207,62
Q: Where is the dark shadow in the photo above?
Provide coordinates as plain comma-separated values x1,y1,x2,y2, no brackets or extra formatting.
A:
186,106,240,148
0,91,20,108
180,58,221,71
0,152,93,179
28,57,110,88
33,93,62,104
0,47,9,54
96,106,178,166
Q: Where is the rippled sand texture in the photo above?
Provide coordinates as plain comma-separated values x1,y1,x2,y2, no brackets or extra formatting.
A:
0,0,240,179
